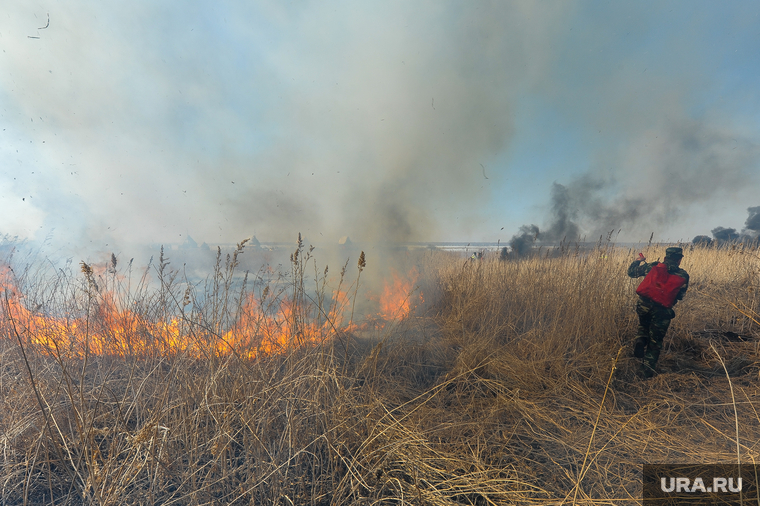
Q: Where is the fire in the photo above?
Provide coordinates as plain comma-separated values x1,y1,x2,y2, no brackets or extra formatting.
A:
377,267,423,321
0,264,423,360
218,288,351,359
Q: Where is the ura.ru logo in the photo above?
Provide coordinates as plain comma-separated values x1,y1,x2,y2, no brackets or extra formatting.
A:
661,476,742,493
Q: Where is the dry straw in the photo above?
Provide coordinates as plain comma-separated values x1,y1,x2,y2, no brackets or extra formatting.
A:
0,239,758,504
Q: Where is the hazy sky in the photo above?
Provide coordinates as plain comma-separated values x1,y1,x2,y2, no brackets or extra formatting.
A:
2,1,760,256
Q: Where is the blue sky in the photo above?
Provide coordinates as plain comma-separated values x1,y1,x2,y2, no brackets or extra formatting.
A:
1,1,759,257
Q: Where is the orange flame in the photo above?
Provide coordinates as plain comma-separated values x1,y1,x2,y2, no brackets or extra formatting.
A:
218,288,351,359
1,265,423,360
376,267,423,321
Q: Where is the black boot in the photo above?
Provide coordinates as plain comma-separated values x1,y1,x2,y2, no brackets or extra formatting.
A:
642,362,656,378
633,338,646,359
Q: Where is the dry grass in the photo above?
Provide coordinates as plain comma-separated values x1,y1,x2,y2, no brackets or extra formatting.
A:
1,240,759,505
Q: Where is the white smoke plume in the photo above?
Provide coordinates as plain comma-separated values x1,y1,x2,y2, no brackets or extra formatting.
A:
1,2,759,261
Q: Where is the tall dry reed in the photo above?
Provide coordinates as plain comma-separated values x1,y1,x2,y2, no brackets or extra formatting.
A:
0,239,758,505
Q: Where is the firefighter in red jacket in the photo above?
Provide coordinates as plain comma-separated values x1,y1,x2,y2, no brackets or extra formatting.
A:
628,247,689,377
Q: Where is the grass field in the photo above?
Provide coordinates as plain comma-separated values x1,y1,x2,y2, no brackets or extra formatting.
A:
1,239,759,505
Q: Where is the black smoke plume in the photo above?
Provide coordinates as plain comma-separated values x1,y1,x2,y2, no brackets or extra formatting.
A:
711,227,739,243
745,206,760,233
691,206,760,245
509,117,760,254
508,183,582,256
542,183,581,242
509,224,540,256
691,235,713,247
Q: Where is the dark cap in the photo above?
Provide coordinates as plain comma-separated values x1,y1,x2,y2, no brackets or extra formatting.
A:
665,247,684,258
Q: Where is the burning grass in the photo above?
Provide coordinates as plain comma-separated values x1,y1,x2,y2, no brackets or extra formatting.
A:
1,239,760,504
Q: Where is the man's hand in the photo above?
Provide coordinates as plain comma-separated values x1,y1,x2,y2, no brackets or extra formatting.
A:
638,253,646,262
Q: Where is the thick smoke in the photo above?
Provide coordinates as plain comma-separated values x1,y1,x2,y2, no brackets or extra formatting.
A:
1,2,578,251
691,235,713,247
509,117,760,253
542,183,581,242
692,207,760,246
332,4,572,244
2,3,760,258
745,206,760,233
509,224,539,256
711,227,739,243
509,183,581,255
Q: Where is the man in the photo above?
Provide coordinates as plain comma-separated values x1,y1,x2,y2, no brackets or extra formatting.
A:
627,247,689,377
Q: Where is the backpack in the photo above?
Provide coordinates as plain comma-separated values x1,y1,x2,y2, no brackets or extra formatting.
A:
636,262,687,308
